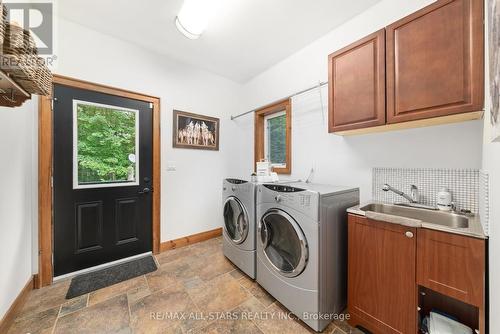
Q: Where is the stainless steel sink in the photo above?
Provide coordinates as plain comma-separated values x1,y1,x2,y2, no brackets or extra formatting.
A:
359,203,469,228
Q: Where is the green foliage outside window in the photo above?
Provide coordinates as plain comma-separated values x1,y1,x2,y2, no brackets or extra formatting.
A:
267,114,286,165
77,103,137,184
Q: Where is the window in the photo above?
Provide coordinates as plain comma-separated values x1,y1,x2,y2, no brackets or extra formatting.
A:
264,111,286,167
73,100,140,189
255,99,291,174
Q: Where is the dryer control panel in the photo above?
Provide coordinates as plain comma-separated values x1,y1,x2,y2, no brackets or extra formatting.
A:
226,178,248,184
263,184,305,193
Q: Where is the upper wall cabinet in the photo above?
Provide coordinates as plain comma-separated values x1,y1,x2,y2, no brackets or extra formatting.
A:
386,0,484,123
328,30,386,132
328,0,484,134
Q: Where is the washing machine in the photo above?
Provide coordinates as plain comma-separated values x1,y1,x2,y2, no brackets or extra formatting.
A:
222,178,257,278
256,182,359,332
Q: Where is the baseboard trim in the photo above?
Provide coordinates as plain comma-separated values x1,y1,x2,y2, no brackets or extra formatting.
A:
0,275,36,333
160,227,222,252
33,274,40,289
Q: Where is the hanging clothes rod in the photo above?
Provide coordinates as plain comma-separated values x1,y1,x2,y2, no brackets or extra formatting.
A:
230,81,328,120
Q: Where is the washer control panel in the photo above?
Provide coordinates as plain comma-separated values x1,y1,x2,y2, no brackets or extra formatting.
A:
258,184,319,220
223,179,255,208
257,184,320,221
271,193,312,206
298,193,311,207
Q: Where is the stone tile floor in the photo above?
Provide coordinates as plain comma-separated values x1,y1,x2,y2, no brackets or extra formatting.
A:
7,237,360,334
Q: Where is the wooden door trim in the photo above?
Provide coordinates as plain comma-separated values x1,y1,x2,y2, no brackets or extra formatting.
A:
38,74,161,287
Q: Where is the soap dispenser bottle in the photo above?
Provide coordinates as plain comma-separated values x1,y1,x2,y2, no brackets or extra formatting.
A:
437,187,452,211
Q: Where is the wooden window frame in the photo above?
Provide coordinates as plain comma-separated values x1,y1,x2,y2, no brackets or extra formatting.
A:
254,99,291,174
38,75,161,287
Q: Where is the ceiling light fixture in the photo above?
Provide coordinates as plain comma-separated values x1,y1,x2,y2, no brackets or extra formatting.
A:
175,0,219,40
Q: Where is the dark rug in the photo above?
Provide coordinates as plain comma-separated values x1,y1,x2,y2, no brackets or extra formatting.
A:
66,255,157,299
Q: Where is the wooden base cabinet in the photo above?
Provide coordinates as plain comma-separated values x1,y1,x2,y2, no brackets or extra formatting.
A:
417,228,485,333
347,214,417,334
348,213,486,334
417,228,485,307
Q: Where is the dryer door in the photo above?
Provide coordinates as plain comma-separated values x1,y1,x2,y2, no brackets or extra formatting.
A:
259,209,308,278
223,196,249,245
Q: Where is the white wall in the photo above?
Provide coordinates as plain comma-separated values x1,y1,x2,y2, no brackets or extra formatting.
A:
0,98,38,319
483,120,499,334
232,0,483,202
0,0,493,326
232,0,494,330
1,17,243,320
54,18,242,242
241,0,436,108
482,0,499,331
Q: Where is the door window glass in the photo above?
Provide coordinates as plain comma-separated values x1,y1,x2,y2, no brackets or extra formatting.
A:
223,198,248,243
73,100,139,189
261,211,305,275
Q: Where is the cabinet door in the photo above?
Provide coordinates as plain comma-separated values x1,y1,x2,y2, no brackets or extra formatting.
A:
348,215,417,334
328,29,386,132
417,228,485,307
386,0,483,123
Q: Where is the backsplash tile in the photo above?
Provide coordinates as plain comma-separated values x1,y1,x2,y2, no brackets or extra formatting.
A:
479,170,490,235
372,168,479,213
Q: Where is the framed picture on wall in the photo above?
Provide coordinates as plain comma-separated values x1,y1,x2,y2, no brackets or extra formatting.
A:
172,110,220,150
489,0,500,141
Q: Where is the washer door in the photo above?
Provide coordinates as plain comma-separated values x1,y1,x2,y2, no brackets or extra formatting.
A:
259,209,308,278
223,197,249,244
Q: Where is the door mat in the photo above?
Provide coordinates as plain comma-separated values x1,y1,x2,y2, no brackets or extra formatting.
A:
66,255,157,299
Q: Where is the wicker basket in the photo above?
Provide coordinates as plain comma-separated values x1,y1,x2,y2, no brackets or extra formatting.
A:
1,23,52,96
0,4,7,45
16,59,52,95
1,23,38,78
3,23,37,52
0,19,52,96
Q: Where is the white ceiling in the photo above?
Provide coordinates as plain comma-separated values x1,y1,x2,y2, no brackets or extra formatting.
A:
57,0,381,83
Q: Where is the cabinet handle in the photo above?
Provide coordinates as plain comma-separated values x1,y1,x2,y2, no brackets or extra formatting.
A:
405,231,414,238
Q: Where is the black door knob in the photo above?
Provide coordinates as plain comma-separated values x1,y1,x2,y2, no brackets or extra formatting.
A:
138,187,151,194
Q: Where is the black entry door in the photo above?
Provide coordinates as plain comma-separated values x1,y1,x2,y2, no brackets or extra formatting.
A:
53,84,153,276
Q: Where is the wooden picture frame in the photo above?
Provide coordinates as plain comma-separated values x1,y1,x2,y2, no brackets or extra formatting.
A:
172,110,220,150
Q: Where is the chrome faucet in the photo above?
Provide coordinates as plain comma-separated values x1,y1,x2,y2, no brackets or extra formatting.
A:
382,184,419,203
